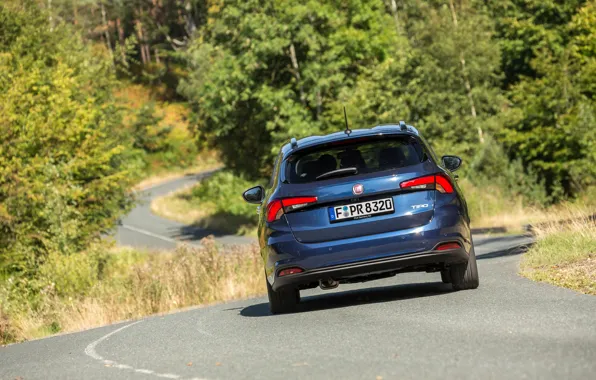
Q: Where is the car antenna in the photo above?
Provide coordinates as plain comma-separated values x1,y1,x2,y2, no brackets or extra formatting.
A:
343,106,352,136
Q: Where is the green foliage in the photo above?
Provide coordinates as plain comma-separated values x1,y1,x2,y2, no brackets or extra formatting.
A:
131,102,174,153
181,0,594,202
180,0,400,178
128,101,200,173
497,0,596,197
466,136,548,205
191,171,257,220
41,0,212,96
0,2,135,275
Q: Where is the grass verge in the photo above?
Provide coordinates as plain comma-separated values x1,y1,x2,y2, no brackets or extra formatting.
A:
0,238,264,344
520,206,596,295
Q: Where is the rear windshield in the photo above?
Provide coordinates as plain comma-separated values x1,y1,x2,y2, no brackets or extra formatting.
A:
285,136,428,184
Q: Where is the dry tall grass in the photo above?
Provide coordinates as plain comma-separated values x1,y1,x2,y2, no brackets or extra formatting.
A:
462,179,596,233
1,239,264,344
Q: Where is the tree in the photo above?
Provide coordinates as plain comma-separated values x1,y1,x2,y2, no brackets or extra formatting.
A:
498,0,595,198
485,0,587,89
400,0,502,155
180,0,401,178
0,1,136,274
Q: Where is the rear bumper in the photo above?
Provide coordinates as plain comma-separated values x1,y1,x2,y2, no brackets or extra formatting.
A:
272,246,468,291
264,203,471,291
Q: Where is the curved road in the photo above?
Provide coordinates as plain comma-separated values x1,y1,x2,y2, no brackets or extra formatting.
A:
114,169,254,248
1,175,595,379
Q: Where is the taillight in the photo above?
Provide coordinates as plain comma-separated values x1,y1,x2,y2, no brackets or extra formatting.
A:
266,196,318,223
435,175,454,193
266,200,284,223
400,174,454,194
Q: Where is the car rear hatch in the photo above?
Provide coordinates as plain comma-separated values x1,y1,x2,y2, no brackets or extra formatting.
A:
278,135,440,244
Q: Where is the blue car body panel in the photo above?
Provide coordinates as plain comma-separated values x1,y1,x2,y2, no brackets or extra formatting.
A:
253,124,472,290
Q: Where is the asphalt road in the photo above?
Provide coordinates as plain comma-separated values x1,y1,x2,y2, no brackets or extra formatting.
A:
113,170,253,249
2,234,596,379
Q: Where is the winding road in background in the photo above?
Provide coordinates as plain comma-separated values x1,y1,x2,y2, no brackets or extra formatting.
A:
114,169,254,249
1,172,595,379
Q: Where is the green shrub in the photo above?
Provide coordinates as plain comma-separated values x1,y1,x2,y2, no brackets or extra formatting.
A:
191,171,258,220
0,3,136,275
131,102,173,153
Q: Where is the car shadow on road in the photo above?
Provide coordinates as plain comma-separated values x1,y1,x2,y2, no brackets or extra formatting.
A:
169,213,257,243
240,282,453,317
476,243,533,260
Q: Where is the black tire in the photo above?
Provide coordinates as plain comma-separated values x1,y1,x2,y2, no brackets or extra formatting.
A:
266,278,299,314
440,269,451,283
450,244,479,290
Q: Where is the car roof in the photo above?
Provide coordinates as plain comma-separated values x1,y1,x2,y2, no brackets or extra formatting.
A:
281,123,420,158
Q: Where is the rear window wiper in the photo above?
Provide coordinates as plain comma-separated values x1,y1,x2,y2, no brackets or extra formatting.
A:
315,167,358,181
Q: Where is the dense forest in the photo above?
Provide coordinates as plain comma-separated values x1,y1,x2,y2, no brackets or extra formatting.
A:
17,0,595,191
1,0,595,275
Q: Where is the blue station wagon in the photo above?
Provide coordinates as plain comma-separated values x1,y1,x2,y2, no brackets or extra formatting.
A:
243,122,479,314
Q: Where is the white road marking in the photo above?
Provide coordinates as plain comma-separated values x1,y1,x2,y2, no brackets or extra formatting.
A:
84,321,142,360
156,374,181,379
84,320,208,380
136,369,155,374
120,223,179,244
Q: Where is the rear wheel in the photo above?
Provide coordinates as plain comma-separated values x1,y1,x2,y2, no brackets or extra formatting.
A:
440,269,451,283
450,244,479,290
267,277,299,314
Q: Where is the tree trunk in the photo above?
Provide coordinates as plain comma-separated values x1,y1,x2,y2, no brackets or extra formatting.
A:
136,19,147,64
48,0,53,31
289,43,306,106
144,41,152,64
184,0,197,37
72,0,78,25
116,18,126,62
388,0,401,35
448,0,483,143
100,2,113,58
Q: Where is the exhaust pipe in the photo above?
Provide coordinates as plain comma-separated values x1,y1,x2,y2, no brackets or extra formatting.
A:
319,279,339,290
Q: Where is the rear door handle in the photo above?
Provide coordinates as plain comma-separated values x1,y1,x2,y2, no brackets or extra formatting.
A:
454,174,459,181
256,206,262,215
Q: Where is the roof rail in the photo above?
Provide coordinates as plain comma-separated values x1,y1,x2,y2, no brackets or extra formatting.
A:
290,137,298,148
399,121,408,131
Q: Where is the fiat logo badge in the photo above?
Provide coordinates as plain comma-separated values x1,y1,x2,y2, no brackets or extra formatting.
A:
352,184,364,195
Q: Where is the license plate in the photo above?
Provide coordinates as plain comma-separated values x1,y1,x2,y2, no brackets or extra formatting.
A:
328,198,394,223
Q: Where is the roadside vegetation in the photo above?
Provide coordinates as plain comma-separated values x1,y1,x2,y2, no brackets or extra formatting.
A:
521,206,596,295
0,238,263,344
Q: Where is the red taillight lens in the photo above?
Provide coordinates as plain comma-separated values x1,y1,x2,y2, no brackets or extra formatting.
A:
435,242,462,251
400,174,454,194
435,175,454,193
278,267,304,277
266,196,317,223
266,200,283,223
